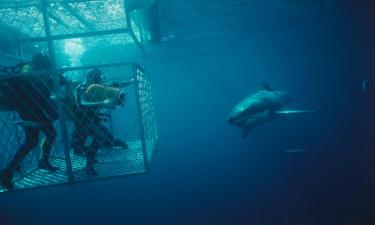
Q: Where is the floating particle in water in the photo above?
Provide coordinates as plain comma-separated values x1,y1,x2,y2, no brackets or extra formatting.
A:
284,149,305,153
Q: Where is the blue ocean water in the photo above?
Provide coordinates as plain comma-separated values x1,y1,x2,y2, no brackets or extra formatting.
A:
0,0,374,225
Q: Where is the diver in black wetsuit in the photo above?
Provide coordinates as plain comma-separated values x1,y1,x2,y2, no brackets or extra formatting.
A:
71,68,129,175
0,53,60,191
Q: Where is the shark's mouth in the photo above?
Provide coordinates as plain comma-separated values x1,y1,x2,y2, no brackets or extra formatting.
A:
228,113,253,127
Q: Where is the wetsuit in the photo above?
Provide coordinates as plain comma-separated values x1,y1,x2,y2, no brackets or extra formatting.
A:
2,64,58,179
71,83,125,174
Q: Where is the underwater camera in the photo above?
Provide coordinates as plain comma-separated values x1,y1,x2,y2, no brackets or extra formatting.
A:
85,84,126,106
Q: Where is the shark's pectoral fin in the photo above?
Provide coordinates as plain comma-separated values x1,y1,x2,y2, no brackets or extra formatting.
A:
274,109,315,115
241,127,252,138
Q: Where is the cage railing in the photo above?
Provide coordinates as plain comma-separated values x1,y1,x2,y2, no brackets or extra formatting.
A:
0,60,157,193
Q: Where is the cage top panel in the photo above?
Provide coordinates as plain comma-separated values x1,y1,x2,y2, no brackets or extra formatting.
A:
0,0,128,38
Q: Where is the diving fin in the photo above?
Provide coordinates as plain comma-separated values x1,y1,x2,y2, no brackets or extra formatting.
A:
241,127,252,138
274,109,315,115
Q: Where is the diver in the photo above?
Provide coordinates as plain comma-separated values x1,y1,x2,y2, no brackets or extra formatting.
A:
0,52,60,191
71,68,130,175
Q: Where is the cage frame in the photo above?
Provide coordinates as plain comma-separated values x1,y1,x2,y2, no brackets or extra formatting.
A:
0,61,157,194
0,0,158,194
0,0,145,53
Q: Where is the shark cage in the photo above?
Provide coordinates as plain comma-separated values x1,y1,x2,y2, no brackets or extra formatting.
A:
0,0,159,193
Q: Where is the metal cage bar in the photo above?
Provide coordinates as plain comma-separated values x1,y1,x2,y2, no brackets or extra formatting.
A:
41,0,74,183
133,64,149,171
135,64,158,161
18,28,130,43
0,0,106,10
0,0,145,56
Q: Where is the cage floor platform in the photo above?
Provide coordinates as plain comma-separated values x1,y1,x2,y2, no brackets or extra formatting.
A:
0,141,145,193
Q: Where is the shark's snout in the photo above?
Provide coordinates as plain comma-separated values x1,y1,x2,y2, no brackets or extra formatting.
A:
227,110,241,124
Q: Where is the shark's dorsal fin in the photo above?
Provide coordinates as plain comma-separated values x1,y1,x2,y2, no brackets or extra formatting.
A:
259,81,273,91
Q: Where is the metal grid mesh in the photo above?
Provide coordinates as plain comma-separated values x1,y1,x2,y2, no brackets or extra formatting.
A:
0,112,24,170
0,0,40,8
52,33,140,68
47,0,127,36
69,142,145,182
0,66,70,192
0,6,46,38
0,0,128,38
136,68,158,161
0,62,157,193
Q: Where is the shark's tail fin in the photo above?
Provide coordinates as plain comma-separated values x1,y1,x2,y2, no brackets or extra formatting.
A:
274,109,315,115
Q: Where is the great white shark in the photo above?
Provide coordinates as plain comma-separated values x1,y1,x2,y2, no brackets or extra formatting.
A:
227,83,314,137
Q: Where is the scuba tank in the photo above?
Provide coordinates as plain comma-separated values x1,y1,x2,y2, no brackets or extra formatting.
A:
0,63,34,111
60,81,78,122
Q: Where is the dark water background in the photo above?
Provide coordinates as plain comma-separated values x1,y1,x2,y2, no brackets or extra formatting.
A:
1,0,374,225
